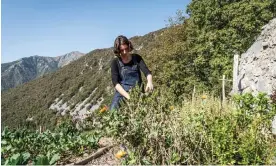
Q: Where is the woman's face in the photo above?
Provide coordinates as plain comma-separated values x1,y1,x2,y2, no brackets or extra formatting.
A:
119,44,130,56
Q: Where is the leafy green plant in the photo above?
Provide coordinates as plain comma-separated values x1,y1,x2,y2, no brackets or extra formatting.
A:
3,153,30,165
1,119,101,165
33,153,60,165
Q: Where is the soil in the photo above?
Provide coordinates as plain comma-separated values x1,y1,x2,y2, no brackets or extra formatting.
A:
62,137,122,165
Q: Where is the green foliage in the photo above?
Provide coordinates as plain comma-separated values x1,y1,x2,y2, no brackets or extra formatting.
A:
2,0,275,131
148,0,276,98
233,93,276,127
2,1,276,164
3,153,30,165
1,119,101,165
1,29,162,130
186,0,275,93
232,93,276,164
33,153,60,165
98,87,276,164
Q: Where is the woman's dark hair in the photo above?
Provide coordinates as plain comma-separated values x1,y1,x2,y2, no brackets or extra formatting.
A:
113,35,134,56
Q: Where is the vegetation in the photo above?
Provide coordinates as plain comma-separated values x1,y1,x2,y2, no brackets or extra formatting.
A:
3,88,275,165
1,30,163,130
95,87,276,165
1,0,276,164
1,118,101,165
2,0,275,130
146,0,276,99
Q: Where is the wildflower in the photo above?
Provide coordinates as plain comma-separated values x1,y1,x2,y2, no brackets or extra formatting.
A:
115,150,127,159
99,105,108,113
201,95,207,99
169,106,174,111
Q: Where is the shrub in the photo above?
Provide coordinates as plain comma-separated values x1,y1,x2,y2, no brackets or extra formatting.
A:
100,87,276,165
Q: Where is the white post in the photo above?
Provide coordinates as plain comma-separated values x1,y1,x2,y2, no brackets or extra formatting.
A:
192,85,196,104
272,116,276,135
232,54,239,93
222,75,226,103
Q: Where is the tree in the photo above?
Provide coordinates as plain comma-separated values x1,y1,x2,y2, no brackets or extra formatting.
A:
152,0,276,98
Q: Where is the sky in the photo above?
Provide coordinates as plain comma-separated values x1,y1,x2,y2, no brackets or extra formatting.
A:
1,0,191,63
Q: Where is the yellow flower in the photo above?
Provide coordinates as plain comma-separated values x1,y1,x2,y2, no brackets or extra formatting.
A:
99,105,108,113
169,106,174,111
201,95,207,99
115,150,127,159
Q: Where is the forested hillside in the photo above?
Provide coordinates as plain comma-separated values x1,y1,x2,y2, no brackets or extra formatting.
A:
1,29,165,130
2,0,276,165
2,0,275,130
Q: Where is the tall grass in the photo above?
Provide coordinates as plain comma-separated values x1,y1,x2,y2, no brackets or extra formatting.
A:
87,86,276,165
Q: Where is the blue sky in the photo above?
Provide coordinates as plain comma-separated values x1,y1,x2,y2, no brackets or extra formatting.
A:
2,0,191,63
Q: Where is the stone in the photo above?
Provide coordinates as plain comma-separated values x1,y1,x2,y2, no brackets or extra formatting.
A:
237,18,276,95
98,137,115,147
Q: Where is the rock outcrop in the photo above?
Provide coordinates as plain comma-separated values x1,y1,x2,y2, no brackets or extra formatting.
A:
237,18,276,95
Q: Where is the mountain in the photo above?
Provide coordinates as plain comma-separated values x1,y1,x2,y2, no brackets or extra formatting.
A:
2,0,274,130
1,51,85,91
54,51,86,68
1,29,165,130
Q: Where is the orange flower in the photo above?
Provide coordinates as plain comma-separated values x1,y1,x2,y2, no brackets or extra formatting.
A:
115,150,127,159
201,95,207,99
169,106,174,111
99,105,108,113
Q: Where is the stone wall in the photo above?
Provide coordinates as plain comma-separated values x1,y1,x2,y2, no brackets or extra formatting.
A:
237,18,276,95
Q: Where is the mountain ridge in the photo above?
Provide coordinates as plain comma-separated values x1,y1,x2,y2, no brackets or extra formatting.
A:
1,51,85,91
1,29,164,130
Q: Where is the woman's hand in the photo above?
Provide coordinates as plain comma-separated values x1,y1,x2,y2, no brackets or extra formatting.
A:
145,74,153,92
145,82,154,92
125,93,130,100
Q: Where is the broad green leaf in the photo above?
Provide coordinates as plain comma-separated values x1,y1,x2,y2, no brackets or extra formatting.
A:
1,140,7,145
34,155,50,165
49,153,60,165
22,152,31,164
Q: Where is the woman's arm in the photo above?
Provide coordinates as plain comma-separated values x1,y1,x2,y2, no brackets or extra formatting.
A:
111,58,130,99
115,84,130,100
136,55,154,92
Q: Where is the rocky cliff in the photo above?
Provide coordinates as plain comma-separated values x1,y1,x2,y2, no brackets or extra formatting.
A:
237,18,276,95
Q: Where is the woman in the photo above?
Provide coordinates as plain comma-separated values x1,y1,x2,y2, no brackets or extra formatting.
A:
110,35,153,110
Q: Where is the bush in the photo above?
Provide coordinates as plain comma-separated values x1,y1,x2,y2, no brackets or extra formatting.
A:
99,87,276,165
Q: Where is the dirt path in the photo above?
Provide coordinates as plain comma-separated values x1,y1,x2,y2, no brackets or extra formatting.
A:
63,137,122,165
87,145,121,165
